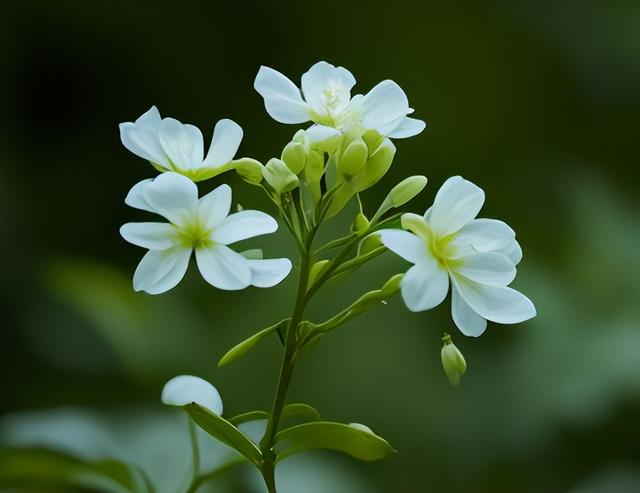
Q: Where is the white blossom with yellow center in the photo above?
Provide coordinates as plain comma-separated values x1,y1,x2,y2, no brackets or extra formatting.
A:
379,176,536,336
120,172,292,294
253,61,426,139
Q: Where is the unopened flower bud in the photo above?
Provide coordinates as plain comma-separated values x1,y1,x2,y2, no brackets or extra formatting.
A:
358,139,396,191
352,212,370,234
388,176,428,208
338,137,368,176
233,158,264,185
441,334,466,386
262,158,299,194
281,141,307,175
360,233,383,254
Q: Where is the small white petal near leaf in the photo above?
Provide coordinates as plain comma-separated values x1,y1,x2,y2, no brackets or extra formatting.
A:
161,375,223,415
142,172,198,224
246,258,293,288
120,222,178,250
456,252,516,287
198,184,232,230
451,283,487,337
378,229,427,264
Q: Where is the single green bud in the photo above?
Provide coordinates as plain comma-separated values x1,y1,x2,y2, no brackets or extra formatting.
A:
352,212,370,234
380,273,403,297
372,175,428,223
233,158,264,185
281,141,307,175
308,259,330,288
441,334,467,386
388,176,428,207
361,129,385,154
359,233,383,254
357,139,396,192
338,137,368,176
262,158,299,194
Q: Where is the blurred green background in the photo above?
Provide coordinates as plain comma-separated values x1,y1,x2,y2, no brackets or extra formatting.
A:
1,0,639,492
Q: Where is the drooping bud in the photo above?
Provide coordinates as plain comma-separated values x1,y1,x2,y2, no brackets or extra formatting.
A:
262,158,300,194
281,141,307,175
441,334,467,386
337,137,368,176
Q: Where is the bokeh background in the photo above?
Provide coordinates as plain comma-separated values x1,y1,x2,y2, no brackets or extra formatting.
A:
1,1,639,492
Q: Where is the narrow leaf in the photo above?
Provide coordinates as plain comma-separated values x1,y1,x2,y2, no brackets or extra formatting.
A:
275,421,396,462
218,319,289,367
228,410,270,426
185,404,262,466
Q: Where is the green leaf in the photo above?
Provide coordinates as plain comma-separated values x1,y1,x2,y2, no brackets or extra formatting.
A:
0,447,152,493
218,319,289,367
185,403,262,467
228,410,270,426
281,403,322,424
275,421,396,462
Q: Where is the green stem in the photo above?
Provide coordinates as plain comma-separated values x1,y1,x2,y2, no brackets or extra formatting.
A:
259,229,315,492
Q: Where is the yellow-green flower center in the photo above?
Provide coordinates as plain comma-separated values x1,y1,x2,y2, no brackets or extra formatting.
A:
427,233,464,270
174,220,214,250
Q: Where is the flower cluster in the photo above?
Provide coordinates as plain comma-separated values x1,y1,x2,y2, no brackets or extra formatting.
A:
116,60,536,493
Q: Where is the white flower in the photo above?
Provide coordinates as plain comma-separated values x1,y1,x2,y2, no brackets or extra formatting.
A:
162,375,223,415
254,61,425,139
119,106,249,182
120,172,292,294
379,176,536,337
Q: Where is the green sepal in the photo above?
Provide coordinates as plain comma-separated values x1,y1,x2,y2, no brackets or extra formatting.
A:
275,421,396,462
185,404,262,467
218,319,289,367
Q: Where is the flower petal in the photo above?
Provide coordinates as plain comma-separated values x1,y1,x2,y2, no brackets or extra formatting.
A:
125,178,155,212
306,124,342,143
386,117,426,138
195,245,251,290
451,283,487,337
353,80,410,133
254,66,312,124
400,257,449,312
378,229,427,264
456,252,516,286
133,247,191,294
203,119,243,167
119,106,170,167
212,210,278,245
158,118,204,170
161,375,223,415
247,258,293,287
198,183,232,230
120,222,177,250
142,172,198,224
453,276,536,324
301,61,355,116
428,176,485,237
452,218,514,254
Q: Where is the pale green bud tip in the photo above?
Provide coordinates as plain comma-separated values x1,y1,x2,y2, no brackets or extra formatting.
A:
161,375,223,415
233,158,264,185
338,137,369,176
388,175,428,207
352,212,370,234
360,233,383,254
441,334,467,386
262,158,300,194
281,141,306,175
